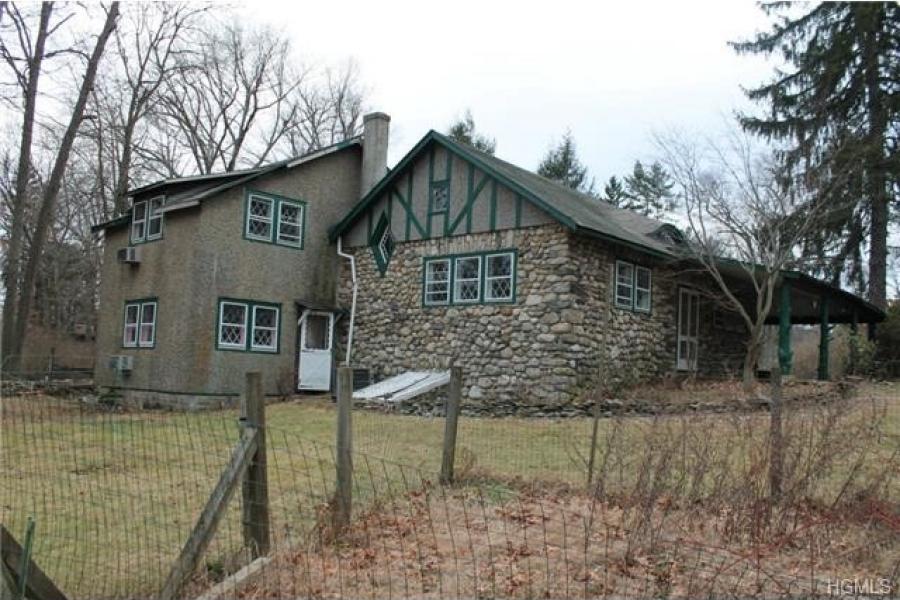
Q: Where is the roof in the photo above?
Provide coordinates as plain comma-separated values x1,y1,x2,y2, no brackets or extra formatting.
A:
93,137,362,233
330,129,885,323
330,130,678,257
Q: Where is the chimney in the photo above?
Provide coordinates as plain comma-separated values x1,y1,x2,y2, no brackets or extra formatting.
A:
360,112,390,197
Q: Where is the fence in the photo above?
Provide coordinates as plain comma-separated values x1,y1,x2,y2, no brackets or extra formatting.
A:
1,353,94,382
2,372,898,599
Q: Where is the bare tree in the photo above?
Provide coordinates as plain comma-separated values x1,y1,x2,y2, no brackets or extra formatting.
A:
5,2,120,369
657,130,850,392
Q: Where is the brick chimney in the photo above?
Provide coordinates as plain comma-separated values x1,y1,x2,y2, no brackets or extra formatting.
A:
360,112,390,197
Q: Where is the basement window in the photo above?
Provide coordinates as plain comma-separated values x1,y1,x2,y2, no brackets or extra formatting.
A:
123,299,157,348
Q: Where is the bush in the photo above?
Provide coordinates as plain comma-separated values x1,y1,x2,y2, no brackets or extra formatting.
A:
874,300,900,378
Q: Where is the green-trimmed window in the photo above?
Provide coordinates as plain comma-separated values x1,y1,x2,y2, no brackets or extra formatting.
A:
245,191,305,248
131,197,164,243
423,250,516,306
615,260,651,312
370,213,394,274
123,299,157,348
430,180,449,213
217,299,281,353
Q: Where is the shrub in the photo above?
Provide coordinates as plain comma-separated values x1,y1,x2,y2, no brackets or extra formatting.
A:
874,300,900,377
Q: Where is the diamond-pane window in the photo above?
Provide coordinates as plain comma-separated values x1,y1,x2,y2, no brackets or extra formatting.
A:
431,181,449,212
277,201,303,247
251,306,279,352
219,302,247,348
370,213,394,274
453,256,481,303
246,196,274,241
485,253,514,302
424,259,450,305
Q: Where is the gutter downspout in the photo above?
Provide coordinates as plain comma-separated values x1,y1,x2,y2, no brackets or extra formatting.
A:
336,236,357,367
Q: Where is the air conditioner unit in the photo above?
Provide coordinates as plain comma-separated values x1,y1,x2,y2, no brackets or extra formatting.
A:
117,246,141,264
108,355,134,372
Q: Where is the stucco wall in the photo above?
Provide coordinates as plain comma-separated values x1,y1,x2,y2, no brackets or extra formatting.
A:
95,147,362,406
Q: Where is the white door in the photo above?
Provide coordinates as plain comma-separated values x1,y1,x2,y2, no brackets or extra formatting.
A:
298,311,334,391
677,289,700,371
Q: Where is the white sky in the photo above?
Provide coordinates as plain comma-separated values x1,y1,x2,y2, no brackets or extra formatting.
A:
237,0,776,180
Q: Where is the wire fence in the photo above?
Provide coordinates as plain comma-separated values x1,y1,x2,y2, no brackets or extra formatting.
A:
2,380,899,599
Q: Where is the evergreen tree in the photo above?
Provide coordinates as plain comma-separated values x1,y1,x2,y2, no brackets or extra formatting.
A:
622,160,675,218
537,131,595,195
603,175,627,207
447,109,496,155
731,2,900,308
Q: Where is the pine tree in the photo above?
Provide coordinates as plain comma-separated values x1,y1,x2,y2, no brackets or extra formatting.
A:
447,109,496,155
621,161,675,218
731,2,900,308
537,131,595,195
603,176,627,207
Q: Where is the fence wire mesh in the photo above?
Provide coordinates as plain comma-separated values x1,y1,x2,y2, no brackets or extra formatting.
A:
2,382,899,599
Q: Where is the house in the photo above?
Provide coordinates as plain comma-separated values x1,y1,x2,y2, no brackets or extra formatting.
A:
93,115,883,410
328,130,884,410
92,113,390,408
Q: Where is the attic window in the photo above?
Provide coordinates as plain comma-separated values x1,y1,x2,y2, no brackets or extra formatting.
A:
131,197,164,243
246,195,274,241
245,191,306,248
370,213,394,274
430,180,449,213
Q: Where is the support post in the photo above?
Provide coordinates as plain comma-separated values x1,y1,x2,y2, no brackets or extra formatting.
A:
333,367,353,534
440,366,463,485
778,281,793,376
241,372,269,557
818,295,830,381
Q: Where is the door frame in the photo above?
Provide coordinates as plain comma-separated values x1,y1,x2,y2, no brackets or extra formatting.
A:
296,309,335,392
677,287,700,371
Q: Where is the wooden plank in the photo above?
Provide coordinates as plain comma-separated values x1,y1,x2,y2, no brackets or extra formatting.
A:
440,366,463,485
0,525,69,600
159,428,259,600
332,367,353,534
241,372,270,558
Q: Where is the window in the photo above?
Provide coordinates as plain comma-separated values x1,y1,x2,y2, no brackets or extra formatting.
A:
147,197,164,239
485,252,515,302
615,261,635,309
123,300,156,348
251,305,279,352
615,260,652,312
430,181,449,212
424,258,451,305
370,213,394,274
454,256,482,303
131,200,147,242
246,195,274,241
217,299,280,352
635,266,651,312
277,201,303,247
245,191,306,248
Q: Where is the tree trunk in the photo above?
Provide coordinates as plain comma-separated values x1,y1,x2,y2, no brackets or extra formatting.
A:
864,4,888,310
742,338,761,394
9,3,120,360
2,2,52,371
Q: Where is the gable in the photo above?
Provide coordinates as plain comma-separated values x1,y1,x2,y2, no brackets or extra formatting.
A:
337,136,555,248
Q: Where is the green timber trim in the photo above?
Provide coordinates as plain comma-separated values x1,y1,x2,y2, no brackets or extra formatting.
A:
818,294,830,380
489,179,498,230
421,248,518,307
215,297,283,354
449,164,490,235
778,280,792,375
369,212,393,276
392,187,426,239
514,194,524,228
243,189,307,250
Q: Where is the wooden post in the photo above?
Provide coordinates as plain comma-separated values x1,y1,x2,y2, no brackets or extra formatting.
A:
586,404,601,490
818,295,830,381
1,524,68,600
333,367,353,533
778,281,792,376
241,372,269,558
440,366,463,485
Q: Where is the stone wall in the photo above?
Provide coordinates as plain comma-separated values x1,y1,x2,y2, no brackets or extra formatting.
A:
339,223,750,414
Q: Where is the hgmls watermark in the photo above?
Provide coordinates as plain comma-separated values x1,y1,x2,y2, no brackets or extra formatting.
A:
826,578,893,597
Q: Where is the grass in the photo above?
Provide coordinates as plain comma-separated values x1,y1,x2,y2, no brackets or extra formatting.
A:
1,381,898,599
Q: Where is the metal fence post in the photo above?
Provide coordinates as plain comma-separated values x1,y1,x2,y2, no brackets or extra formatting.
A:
440,366,463,485
333,367,354,534
241,371,269,557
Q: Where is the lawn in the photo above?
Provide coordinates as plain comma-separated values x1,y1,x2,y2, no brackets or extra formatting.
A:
1,381,897,599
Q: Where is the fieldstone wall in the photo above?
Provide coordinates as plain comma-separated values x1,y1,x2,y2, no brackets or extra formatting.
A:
339,223,750,414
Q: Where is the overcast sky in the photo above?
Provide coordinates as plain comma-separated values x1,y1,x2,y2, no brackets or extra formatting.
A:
239,0,776,182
